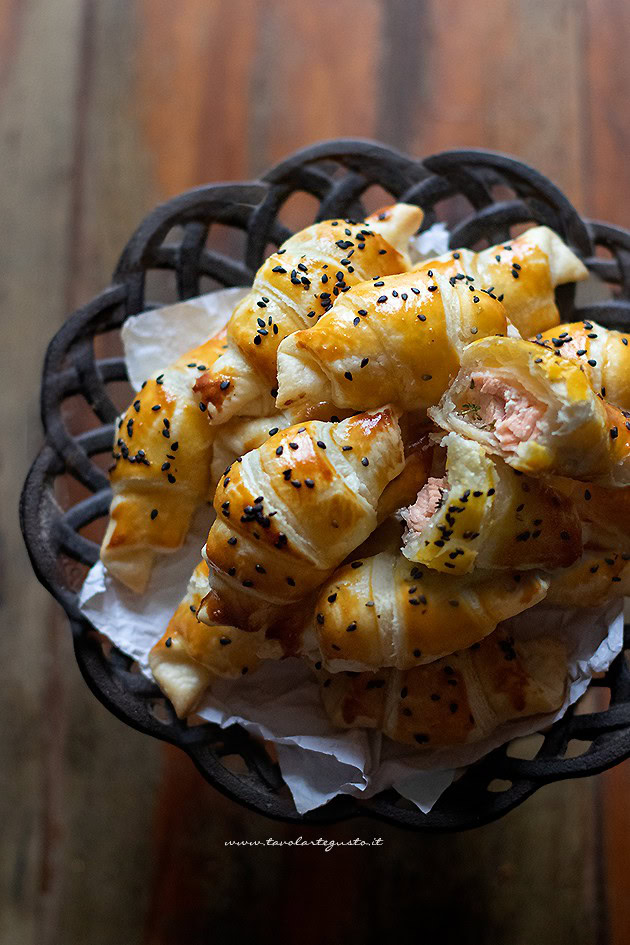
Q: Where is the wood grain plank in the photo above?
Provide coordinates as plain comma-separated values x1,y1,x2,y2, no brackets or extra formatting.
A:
405,0,585,208
48,4,162,943
0,0,86,940
582,4,630,941
582,0,630,224
5,0,628,941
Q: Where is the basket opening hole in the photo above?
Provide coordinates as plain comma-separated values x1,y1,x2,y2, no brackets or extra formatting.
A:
487,778,513,793
60,393,106,438
149,700,175,725
563,738,592,759
594,243,616,261
359,183,397,218
162,225,185,245
144,268,181,308
205,222,247,261
105,378,135,415
509,220,544,239
489,182,517,203
221,753,250,776
432,193,476,231
506,733,545,760
276,190,324,232
574,272,614,307
574,685,611,714
198,274,246,295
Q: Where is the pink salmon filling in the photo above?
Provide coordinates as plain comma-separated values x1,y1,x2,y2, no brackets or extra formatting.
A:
405,476,448,534
467,372,545,452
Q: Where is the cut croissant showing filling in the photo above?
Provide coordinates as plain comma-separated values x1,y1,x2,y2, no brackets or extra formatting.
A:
429,335,630,484
402,432,582,574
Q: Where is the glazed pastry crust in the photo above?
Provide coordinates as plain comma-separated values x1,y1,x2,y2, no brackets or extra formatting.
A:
275,263,508,416
430,335,630,486
194,204,423,423
148,561,285,717
417,225,587,338
316,627,567,748
402,432,582,573
545,549,630,607
101,332,227,592
310,547,549,672
198,408,405,628
532,319,630,411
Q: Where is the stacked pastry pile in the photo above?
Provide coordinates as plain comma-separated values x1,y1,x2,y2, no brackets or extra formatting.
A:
100,203,630,754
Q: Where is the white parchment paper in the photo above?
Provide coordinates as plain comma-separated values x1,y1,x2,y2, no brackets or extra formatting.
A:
79,224,625,814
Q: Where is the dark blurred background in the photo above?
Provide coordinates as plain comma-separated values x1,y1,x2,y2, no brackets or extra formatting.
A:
3,1,630,943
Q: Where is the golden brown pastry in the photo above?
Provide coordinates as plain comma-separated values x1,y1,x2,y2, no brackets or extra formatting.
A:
417,225,587,337
275,263,508,416
545,550,630,607
310,546,549,672
402,432,582,573
532,320,630,410
193,204,423,423
198,407,406,632
148,561,287,717
551,478,630,554
101,332,227,592
315,627,567,748
430,336,630,486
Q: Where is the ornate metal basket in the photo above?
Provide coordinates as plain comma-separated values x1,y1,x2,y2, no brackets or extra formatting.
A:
20,140,630,830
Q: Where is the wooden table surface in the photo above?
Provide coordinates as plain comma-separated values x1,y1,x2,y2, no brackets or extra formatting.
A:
3,1,630,942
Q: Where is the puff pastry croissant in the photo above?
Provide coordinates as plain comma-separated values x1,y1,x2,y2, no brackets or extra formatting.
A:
315,627,567,748
532,319,630,410
417,225,587,337
101,332,227,592
148,560,288,717
402,432,582,573
310,546,549,672
193,203,423,423
430,336,630,486
275,263,508,416
198,407,406,632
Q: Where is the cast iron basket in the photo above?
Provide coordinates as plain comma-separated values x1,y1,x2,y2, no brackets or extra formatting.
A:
20,140,630,831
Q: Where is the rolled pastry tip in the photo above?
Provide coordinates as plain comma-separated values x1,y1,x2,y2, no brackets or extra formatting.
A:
415,224,588,337
429,335,630,486
314,627,567,748
402,432,582,574
309,546,549,672
531,319,630,412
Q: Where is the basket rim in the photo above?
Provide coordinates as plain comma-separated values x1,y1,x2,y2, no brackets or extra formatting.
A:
20,138,630,831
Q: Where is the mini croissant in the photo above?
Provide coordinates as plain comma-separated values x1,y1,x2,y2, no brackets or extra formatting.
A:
275,263,508,416
417,225,587,337
197,408,406,632
148,561,287,717
532,320,630,410
193,204,423,423
402,432,582,573
430,335,630,486
101,332,227,592
310,546,549,672
315,627,567,748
